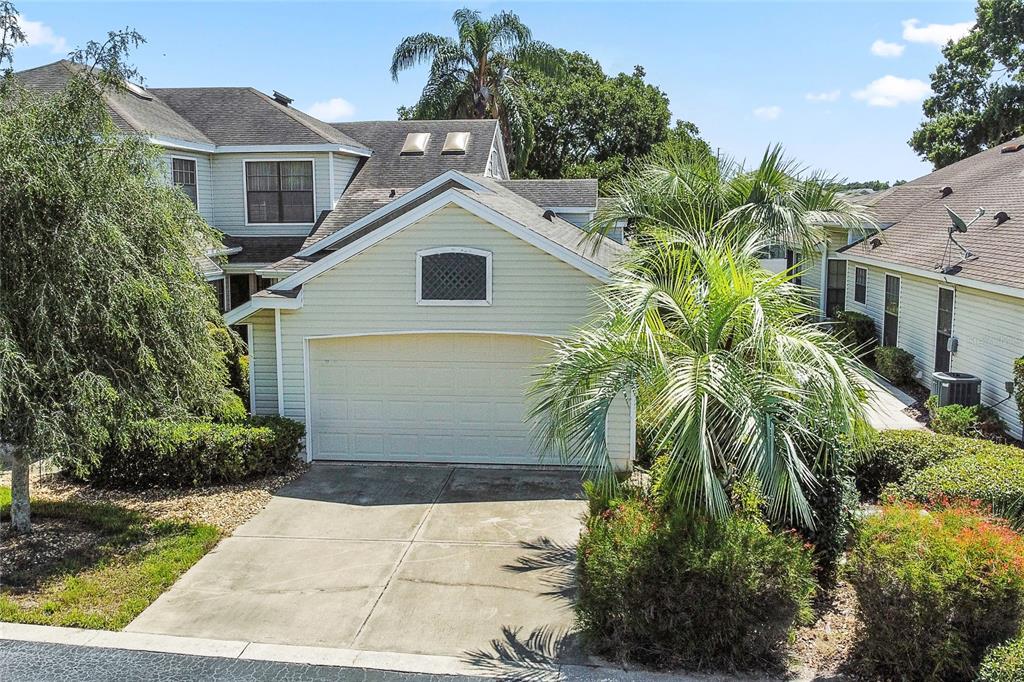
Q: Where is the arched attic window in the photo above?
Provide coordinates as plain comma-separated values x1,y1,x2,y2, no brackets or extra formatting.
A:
416,247,492,306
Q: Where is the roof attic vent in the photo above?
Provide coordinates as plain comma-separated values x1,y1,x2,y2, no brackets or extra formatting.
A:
542,209,556,222
1001,143,1024,153
940,186,953,197
994,210,1010,225
401,132,430,155
272,91,293,106
869,237,883,249
442,132,470,155
389,189,396,198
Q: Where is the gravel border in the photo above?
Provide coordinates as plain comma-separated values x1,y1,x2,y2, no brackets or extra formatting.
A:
2,463,309,533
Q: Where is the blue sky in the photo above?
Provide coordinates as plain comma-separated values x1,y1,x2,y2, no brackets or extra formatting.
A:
11,1,978,182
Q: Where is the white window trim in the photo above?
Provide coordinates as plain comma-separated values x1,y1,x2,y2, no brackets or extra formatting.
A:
243,158,317,228
935,286,956,371
883,273,902,347
854,266,867,304
416,247,492,306
170,155,201,214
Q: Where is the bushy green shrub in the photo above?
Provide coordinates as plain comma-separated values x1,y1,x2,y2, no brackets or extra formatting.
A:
209,323,249,409
833,310,876,358
213,391,248,424
892,453,1024,511
804,467,859,584
74,417,304,488
852,429,1018,498
846,503,1024,680
925,395,1006,442
575,489,815,670
978,633,1024,682
874,345,916,385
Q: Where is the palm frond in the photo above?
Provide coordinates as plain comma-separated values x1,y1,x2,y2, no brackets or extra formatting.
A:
390,33,459,82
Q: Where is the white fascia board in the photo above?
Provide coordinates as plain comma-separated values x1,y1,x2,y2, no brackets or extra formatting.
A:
207,246,243,257
837,252,1024,300
203,271,224,282
545,207,596,214
149,137,371,157
269,189,611,295
254,267,296,278
295,170,495,257
222,291,303,325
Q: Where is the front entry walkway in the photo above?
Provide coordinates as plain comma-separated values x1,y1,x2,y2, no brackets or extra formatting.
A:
126,464,586,668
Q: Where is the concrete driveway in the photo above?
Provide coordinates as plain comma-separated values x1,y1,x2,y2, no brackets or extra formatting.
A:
126,463,586,666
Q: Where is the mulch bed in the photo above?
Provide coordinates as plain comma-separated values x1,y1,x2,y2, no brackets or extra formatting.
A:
3,463,308,534
790,581,860,679
1,517,106,593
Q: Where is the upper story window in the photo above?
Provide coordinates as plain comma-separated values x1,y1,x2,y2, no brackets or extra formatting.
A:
245,160,314,224
172,157,198,207
416,247,491,306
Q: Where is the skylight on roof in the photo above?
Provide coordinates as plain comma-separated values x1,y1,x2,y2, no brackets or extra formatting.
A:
401,133,430,155
442,132,470,155
123,80,152,101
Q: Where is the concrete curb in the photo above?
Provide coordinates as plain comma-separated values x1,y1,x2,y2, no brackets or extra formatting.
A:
0,623,541,678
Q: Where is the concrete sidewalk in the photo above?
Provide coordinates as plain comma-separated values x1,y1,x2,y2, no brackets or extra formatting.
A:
862,374,926,431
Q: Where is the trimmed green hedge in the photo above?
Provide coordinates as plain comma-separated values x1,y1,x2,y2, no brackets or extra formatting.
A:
925,395,1006,442
853,430,1020,499
978,634,1024,682
874,346,915,385
576,489,815,670
892,453,1024,511
75,416,304,488
846,503,1024,680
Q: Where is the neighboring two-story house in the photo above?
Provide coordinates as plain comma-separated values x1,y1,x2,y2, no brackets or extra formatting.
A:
16,60,635,469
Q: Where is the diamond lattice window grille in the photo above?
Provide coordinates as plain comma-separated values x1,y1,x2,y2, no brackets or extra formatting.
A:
420,252,487,301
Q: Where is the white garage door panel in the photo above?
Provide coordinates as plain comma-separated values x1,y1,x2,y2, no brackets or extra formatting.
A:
308,333,559,464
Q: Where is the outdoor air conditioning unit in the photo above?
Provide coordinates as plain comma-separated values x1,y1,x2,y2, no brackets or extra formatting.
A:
931,371,982,407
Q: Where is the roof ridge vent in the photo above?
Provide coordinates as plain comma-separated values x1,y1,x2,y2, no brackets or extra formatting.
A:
1001,143,1024,153
940,186,953,197
272,91,293,106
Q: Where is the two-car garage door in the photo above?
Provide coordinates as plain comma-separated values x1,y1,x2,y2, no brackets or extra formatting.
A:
307,333,558,465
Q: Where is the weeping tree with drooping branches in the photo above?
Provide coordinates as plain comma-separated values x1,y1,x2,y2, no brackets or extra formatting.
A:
0,4,228,532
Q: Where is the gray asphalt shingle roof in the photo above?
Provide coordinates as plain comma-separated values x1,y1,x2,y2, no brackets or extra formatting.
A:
14,61,213,145
148,87,367,148
301,120,501,249
496,179,598,209
840,136,1024,291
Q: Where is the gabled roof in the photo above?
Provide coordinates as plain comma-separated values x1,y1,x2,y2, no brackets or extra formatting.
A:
497,179,598,209
148,87,367,149
839,136,1024,292
14,61,213,145
15,61,370,153
300,120,502,250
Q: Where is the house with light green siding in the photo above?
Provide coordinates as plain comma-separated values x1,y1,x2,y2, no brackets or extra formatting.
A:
16,59,633,469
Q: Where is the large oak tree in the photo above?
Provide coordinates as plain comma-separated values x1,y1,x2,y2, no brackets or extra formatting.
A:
911,0,1024,168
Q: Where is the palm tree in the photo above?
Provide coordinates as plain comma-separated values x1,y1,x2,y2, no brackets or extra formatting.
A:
591,143,872,256
531,148,874,527
390,8,564,174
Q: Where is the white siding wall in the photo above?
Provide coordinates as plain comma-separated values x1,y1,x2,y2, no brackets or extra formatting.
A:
331,153,360,205
273,204,633,469
158,152,214,224
844,262,1023,440
210,152,332,236
248,310,279,415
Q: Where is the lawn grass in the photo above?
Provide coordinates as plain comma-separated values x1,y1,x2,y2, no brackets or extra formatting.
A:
0,485,221,629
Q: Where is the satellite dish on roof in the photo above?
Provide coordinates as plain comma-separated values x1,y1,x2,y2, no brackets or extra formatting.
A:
939,205,982,272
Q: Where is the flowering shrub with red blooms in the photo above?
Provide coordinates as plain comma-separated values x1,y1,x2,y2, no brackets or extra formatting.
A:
846,501,1024,680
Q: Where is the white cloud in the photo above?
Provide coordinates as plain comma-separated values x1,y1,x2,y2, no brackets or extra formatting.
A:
852,75,931,107
753,105,782,121
870,39,905,58
901,18,974,46
805,90,841,103
305,97,356,121
15,16,67,53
